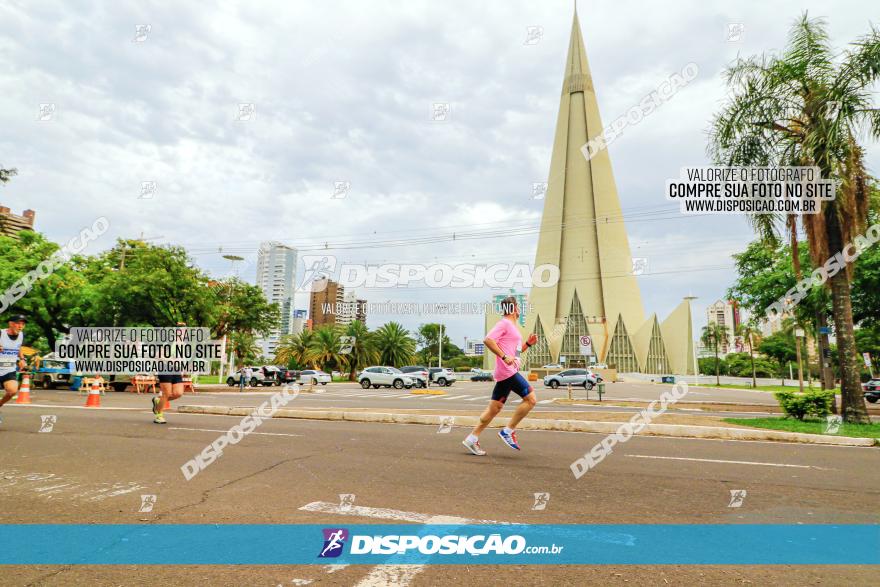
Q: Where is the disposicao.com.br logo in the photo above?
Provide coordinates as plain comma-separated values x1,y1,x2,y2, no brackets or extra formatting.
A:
318,529,563,557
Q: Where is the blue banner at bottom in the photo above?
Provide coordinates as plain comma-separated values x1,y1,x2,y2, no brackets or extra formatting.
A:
0,524,876,565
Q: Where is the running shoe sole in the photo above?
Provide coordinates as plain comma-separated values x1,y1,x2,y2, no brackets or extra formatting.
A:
498,430,520,450
151,396,160,415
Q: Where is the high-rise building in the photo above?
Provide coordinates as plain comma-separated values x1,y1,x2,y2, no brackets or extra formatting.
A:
255,241,298,358
0,205,35,238
337,290,368,326
309,279,366,327
485,9,694,375
706,299,740,355
309,278,344,327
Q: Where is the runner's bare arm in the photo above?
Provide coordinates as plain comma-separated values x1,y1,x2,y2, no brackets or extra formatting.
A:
483,337,514,365
521,333,538,352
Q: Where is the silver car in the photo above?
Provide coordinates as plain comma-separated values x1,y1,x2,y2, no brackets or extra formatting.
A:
358,366,414,390
543,368,602,390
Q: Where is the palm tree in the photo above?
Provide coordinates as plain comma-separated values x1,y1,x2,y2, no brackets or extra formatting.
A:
736,321,760,388
373,322,416,367
701,323,729,386
309,326,345,372
274,330,316,368
709,14,878,423
343,320,379,381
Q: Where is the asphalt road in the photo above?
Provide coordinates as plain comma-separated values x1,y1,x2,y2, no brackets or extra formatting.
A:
1,398,877,586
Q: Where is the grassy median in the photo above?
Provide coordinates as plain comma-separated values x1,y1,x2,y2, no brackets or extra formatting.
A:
696,382,842,394
723,417,880,438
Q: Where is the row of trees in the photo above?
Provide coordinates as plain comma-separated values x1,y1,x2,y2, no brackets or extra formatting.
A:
0,232,279,358
0,229,479,372
273,322,481,381
708,13,880,422
698,318,869,383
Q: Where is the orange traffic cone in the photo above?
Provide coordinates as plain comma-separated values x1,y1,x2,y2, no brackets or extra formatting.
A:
15,373,32,404
85,379,102,407
163,397,171,411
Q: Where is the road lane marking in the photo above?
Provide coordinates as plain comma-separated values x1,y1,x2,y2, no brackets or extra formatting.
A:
441,395,470,400
7,404,144,411
624,454,832,470
169,427,302,438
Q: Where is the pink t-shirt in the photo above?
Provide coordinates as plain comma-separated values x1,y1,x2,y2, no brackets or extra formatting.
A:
486,318,522,381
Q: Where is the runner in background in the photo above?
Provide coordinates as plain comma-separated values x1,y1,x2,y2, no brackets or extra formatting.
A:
0,316,28,423
152,322,187,424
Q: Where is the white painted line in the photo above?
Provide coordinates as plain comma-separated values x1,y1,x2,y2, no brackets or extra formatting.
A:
7,404,143,411
537,399,554,405
356,565,424,587
441,395,470,400
624,454,832,470
169,427,302,438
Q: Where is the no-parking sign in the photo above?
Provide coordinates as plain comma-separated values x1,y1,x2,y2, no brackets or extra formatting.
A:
579,335,593,356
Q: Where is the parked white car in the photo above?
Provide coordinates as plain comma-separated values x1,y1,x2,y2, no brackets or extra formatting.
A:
299,369,331,385
358,366,414,390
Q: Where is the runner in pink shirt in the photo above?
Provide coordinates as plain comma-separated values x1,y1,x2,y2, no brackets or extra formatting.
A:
462,296,538,455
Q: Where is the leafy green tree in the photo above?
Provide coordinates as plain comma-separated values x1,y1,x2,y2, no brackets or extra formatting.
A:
0,167,16,185
758,328,798,372
308,326,345,371
209,277,280,339
343,320,378,381
736,321,761,387
724,352,778,378
709,13,880,422
701,323,728,385
0,231,90,348
275,330,316,369
373,322,416,367
79,240,217,328
698,356,727,377
415,323,462,366
230,331,260,367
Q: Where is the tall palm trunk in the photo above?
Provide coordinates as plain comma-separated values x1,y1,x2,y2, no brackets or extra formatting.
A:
715,342,720,386
748,334,756,388
825,210,870,423
828,270,868,422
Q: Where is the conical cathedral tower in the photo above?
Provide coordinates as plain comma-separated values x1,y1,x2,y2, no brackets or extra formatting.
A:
513,9,694,375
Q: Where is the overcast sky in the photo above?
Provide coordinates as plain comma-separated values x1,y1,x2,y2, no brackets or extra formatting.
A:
1,0,878,346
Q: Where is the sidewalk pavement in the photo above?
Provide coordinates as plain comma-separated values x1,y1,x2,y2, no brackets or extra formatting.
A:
176,404,878,448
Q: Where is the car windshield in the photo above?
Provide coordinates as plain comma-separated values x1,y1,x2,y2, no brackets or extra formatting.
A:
42,360,68,369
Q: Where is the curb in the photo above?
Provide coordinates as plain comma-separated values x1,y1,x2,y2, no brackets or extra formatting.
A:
175,405,877,447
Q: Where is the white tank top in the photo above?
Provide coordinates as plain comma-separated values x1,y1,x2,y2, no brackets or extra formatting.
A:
0,329,23,375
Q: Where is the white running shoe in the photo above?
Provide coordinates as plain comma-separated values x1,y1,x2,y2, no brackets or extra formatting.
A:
462,438,486,456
